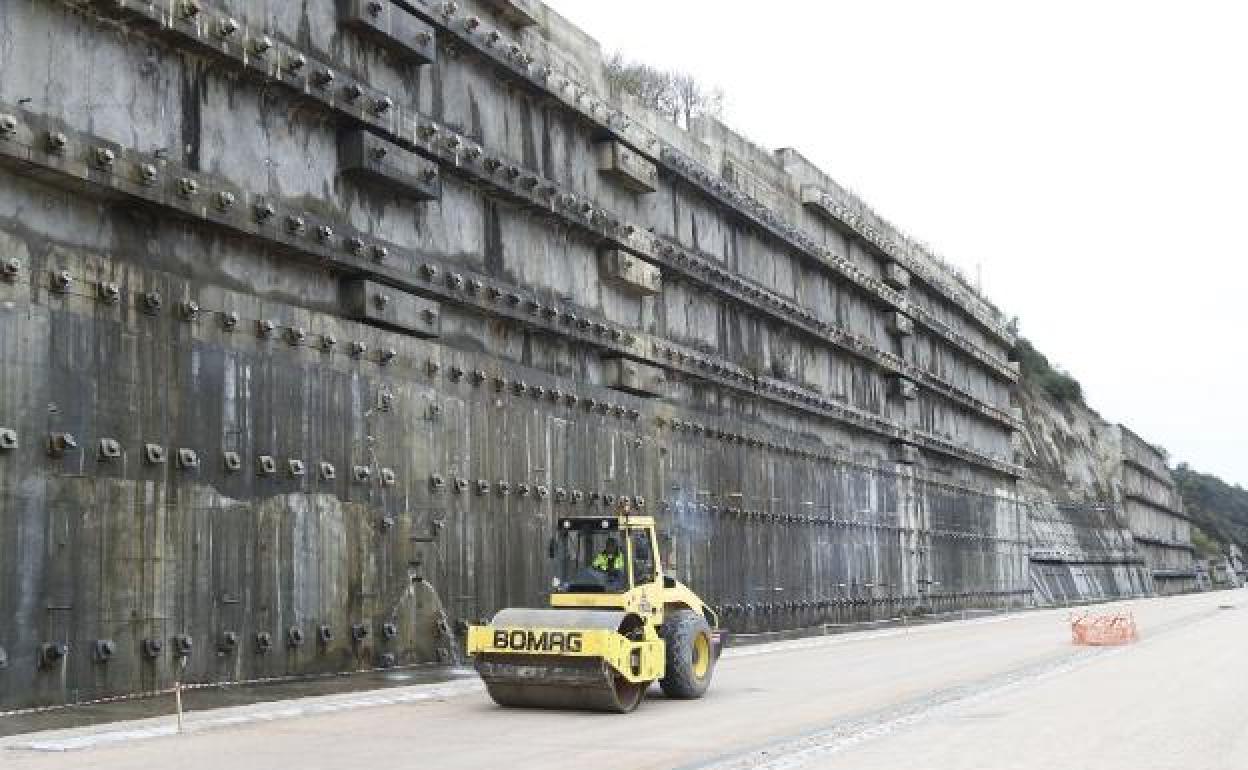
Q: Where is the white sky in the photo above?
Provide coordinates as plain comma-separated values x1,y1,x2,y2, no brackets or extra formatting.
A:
546,0,1248,486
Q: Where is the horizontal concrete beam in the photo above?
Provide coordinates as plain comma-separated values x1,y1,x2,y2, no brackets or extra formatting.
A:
1123,491,1190,521
391,0,1017,346
0,102,1022,476
801,184,1012,345
72,0,1014,361
57,0,1020,424
1122,455,1177,488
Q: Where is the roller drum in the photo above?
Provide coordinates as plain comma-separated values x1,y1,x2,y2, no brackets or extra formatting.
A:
472,607,649,713
476,654,647,712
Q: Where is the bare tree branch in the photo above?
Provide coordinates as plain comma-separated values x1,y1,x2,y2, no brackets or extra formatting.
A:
605,53,723,129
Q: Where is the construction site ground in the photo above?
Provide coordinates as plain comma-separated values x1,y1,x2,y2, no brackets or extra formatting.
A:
3,588,1244,770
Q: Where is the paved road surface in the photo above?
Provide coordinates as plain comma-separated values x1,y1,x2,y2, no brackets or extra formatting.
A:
4,589,1245,769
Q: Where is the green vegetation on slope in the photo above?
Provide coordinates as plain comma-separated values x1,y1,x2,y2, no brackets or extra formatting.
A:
1174,463,1248,551
1190,525,1225,560
1012,337,1084,404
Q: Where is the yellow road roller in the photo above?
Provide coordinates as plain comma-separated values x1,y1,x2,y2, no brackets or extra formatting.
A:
466,510,723,712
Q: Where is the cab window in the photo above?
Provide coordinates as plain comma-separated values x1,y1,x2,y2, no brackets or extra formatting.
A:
553,521,628,593
631,530,656,585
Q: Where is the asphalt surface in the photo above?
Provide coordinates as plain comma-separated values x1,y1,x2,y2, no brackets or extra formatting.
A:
3,588,1245,769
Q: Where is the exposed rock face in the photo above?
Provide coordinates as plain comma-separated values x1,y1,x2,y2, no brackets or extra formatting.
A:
1018,382,1145,603
1017,379,1195,603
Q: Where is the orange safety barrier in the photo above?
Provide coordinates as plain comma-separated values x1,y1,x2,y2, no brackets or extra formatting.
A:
1070,611,1138,646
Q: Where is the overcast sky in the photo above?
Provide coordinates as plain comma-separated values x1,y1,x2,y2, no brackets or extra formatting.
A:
546,0,1248,486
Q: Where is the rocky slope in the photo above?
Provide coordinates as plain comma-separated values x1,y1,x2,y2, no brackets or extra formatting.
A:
1016,376,1152,603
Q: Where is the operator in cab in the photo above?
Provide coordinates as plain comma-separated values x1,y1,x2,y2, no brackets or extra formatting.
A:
592,537,625,586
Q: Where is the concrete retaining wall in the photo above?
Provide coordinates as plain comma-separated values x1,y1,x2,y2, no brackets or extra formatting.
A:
0,0,1030,709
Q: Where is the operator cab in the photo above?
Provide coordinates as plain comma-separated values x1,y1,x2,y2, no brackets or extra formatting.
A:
552,517,657,594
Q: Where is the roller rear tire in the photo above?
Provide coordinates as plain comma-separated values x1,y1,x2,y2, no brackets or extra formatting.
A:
659,609,715,699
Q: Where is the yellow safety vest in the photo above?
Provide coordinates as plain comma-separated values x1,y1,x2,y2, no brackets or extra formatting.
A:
592,552,623,571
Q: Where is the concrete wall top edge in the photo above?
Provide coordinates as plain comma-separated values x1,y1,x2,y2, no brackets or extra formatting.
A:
508,0,1015,343
1117,423,1176,487
1117,423,1170,462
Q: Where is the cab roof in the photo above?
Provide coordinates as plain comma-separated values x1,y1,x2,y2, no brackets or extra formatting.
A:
557,514,655,530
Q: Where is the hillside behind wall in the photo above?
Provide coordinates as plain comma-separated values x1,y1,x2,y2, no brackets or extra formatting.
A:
1016,381,1152,603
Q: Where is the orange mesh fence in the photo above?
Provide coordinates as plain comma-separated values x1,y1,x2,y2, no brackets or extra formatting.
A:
1071,612,1138,646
